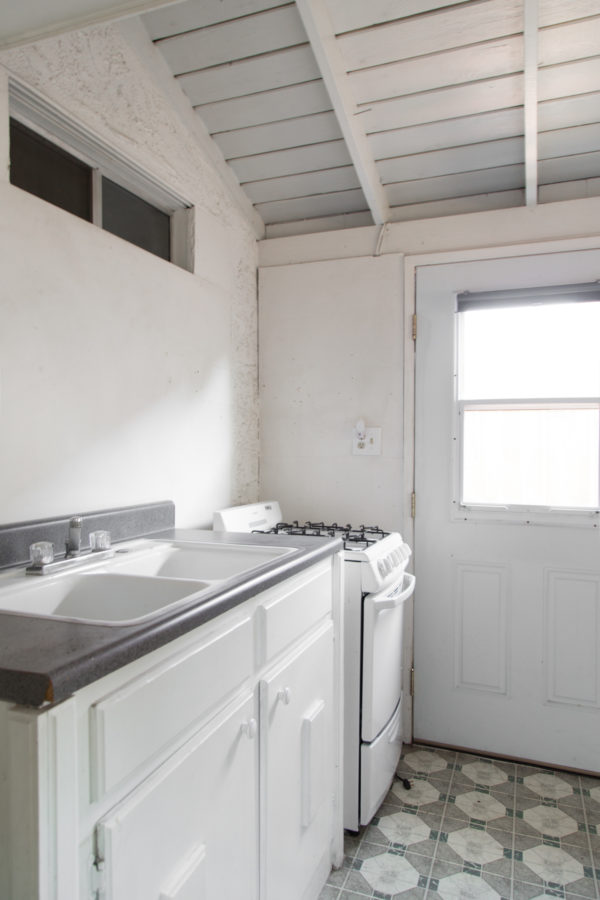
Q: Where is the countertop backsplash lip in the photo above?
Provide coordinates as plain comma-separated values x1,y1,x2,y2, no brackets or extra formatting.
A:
0,500,176,570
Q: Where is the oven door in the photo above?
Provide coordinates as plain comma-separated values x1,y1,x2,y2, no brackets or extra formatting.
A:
361,572,416,743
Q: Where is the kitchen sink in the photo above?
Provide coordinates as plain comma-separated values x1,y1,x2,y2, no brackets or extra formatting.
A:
105,540,295,580
0,539,294,625
0,572,211,626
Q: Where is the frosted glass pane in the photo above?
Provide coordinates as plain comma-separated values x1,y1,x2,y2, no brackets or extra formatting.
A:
458,302,600,399
462,407,600,508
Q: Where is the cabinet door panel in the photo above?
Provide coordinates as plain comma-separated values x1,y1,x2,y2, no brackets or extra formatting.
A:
260,622,334,900
97,692,258,900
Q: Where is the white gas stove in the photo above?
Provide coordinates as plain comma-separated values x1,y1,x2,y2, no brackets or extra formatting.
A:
213,501,415,830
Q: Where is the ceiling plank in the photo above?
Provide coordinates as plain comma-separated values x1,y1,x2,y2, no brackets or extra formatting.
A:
385,164,524,205
229,139,351,182
195,81,332,132
336,0,522,70
177,45,319,105
325,0,469,35
348,36,523,105
539,92,600,131
377,137,524,184
539,123,600,159
213,111,342,158
388,189,526,221
256,187,368,223
359,75,523,133
295,0,389,224
539,16,600,66
524,0,539,206
539,0,600,28
143,0,289,39
539,151,600,183
538,57,600,100
154,5,307,75
243,165,360,203
369,109,524,160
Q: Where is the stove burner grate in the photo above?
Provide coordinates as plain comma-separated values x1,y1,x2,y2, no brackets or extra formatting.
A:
253,520,390,551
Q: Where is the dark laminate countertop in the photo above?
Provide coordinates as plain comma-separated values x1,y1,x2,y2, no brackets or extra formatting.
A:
0,529,341,708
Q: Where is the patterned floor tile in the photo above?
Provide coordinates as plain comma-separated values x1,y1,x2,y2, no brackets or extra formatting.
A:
320,747,600,900
523,805,579,838
360,851,421,894
461,761,510,788
392,778,441,808
454,791,507,823
446,827,505,865
522,844,584,885
403,749,451,776
437,870,501,899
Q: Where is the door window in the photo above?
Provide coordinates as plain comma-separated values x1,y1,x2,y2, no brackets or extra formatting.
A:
456,285,600,515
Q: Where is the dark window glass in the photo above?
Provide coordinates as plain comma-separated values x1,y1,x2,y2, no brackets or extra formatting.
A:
102,177,170,261
9,118,92,221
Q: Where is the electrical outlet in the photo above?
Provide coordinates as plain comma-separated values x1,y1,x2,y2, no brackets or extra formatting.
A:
352,427,382,456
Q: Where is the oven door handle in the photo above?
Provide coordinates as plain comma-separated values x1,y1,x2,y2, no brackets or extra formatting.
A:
372,572,415,611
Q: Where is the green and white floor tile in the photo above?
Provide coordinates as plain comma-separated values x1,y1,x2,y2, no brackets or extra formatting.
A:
319,745,600,900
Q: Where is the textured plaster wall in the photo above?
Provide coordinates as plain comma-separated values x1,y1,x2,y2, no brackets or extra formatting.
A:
0,23,259,527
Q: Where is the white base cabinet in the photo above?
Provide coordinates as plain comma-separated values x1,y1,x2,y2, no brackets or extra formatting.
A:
0,555,343,900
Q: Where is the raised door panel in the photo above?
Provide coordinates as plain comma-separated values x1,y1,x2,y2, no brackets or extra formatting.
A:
260,621,334,900
97,692,258,900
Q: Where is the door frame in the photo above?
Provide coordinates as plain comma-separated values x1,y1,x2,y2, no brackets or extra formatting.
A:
402,234,600,748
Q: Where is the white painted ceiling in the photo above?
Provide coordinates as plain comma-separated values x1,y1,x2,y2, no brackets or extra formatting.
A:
141,0,600,238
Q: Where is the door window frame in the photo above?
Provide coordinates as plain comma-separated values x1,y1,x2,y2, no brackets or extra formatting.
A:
451,287,600,528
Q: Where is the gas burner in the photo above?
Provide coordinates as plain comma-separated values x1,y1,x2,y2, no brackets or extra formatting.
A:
255,519,391,551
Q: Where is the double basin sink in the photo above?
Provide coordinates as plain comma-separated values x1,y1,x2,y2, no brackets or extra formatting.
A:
0,541,294,627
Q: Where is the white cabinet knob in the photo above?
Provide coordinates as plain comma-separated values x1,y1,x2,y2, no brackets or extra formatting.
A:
240,717,257,739
277,686,292,705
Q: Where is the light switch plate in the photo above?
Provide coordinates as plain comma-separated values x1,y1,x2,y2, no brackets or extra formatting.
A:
352,427,382,456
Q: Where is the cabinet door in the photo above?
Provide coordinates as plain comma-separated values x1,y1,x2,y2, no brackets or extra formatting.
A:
260,621,334,900
97,692,258,900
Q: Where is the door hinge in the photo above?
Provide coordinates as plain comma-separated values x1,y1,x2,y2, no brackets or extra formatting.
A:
411,492,416,518
90,856,105,899
411,313,417,341
410,665,415,697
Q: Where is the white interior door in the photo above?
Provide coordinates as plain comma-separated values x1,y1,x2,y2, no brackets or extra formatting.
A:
414,249,600,771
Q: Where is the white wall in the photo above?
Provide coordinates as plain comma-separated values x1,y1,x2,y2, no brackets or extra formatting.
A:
258,198,600,531
259,254,404,531
0,21,260,528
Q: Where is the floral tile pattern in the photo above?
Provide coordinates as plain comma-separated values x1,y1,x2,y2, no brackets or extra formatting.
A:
319,745,600,900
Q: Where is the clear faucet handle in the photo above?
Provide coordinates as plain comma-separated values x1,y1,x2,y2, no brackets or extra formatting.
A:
90,530,111,552
29,541,54,566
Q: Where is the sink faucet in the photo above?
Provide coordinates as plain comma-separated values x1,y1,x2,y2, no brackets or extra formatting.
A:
66,516,82,557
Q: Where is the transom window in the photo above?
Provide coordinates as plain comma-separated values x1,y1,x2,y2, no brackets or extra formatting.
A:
456,284,600,513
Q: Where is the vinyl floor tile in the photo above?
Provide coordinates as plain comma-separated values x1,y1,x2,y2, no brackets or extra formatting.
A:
319,746,600,900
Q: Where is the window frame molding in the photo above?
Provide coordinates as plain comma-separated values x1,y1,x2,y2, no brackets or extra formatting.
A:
451,290,600,529
8,78,194,270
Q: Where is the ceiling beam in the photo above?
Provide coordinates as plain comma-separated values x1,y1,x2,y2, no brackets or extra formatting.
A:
0,0,186,51
523,0,539,206
295,0,390,226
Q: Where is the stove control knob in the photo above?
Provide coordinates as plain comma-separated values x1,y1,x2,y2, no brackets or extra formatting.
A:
378,559,387,576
